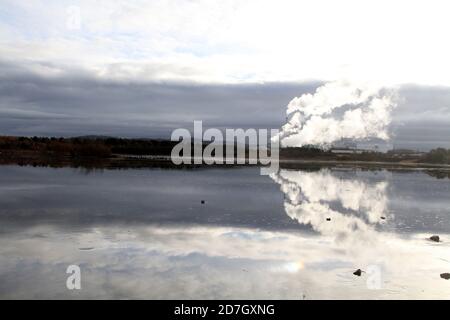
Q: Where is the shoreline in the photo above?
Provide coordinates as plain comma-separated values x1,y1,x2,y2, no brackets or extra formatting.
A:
1,152,450,173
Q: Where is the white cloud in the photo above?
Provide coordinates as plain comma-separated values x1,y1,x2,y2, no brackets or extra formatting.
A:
1,0,450,85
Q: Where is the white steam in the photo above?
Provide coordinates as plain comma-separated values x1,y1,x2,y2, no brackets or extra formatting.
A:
274,81,398,148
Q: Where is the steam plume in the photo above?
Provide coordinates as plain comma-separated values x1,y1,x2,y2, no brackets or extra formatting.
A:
273,81,398,148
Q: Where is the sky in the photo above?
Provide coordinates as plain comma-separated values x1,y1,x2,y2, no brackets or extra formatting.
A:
1,0,450,150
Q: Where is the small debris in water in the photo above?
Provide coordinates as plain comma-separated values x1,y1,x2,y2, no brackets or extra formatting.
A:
79,247,94,251
430,235,440,242
326,218,331,221
380,216,386,220
201,200,205,204
353,269,363,276
440,273,450,280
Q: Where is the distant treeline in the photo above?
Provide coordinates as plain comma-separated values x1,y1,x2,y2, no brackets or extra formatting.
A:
0,136,178,158
0,136,253,159
1,136,450,165
422,148,450,164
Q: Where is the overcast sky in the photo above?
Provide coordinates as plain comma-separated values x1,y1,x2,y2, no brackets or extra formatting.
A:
1,0,450,150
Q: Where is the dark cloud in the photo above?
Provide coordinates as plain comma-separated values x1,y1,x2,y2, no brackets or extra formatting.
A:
392,85,450,149
0,60,319,137
1,60,450,150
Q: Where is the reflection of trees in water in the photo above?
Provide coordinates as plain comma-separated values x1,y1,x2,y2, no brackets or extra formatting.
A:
270,169,389,241
425,170,450,180
0,157,214,173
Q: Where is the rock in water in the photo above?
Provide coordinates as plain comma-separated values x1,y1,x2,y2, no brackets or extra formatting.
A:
440,273,450,280
430,235,440,242
353,269,362,276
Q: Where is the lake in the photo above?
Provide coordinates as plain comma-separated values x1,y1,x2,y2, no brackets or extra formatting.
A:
0,164,449,299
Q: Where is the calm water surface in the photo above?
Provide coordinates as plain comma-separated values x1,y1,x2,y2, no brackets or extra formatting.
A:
0,165,450,299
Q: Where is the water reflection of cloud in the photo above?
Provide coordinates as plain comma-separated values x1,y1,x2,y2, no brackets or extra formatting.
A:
1,224,449,299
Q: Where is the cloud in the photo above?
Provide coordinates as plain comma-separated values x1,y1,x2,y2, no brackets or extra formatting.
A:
1,0,450,85
0,60,319,137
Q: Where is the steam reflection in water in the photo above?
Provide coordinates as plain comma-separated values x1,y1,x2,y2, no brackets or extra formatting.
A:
270,169,389,240
0,166,450,299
